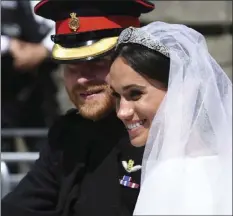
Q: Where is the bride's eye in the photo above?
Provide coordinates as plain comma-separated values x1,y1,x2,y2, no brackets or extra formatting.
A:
129,89,143,101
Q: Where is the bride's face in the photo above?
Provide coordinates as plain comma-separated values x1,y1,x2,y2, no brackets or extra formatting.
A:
107,57,167,147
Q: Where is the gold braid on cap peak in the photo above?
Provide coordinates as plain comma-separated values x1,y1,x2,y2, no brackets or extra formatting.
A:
52,37,118,61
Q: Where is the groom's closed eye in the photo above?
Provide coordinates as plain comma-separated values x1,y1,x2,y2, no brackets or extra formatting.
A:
111,91,120,98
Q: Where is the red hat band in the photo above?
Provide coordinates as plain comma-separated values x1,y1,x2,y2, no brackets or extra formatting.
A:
56,14,140,35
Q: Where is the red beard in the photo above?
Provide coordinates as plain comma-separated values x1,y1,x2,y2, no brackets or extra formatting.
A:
67,82,114,120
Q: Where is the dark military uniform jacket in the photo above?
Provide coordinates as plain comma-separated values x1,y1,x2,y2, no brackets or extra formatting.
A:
2,109,144,216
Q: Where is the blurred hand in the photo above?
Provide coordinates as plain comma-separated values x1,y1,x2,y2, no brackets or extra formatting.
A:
9,38,25,55
10,39,49,71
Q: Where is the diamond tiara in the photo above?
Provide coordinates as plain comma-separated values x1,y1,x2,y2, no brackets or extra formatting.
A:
116,27,170,58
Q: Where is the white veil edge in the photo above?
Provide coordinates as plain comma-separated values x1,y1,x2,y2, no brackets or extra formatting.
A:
127,22,233,215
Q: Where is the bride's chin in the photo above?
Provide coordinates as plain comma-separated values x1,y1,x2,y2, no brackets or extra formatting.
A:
130,136,147,147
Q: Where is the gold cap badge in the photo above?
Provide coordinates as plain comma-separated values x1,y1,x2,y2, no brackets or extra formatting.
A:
68,12,79,32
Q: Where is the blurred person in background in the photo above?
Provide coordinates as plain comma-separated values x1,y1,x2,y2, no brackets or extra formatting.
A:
1,0,155,216
1,0,60,164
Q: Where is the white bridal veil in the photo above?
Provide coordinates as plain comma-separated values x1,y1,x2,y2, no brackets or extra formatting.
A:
117,22,232,215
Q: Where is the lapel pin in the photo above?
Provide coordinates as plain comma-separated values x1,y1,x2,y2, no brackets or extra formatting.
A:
122,159,142,173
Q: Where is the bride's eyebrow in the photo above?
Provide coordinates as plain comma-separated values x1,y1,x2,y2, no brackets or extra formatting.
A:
109,84,145,93
122,84,146,91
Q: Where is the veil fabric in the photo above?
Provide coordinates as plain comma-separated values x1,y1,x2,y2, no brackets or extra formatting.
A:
118,22,232,215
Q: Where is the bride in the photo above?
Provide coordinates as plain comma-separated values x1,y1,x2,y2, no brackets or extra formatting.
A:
107,21,232,215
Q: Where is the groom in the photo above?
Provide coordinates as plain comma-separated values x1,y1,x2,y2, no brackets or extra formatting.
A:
1,1,155,216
